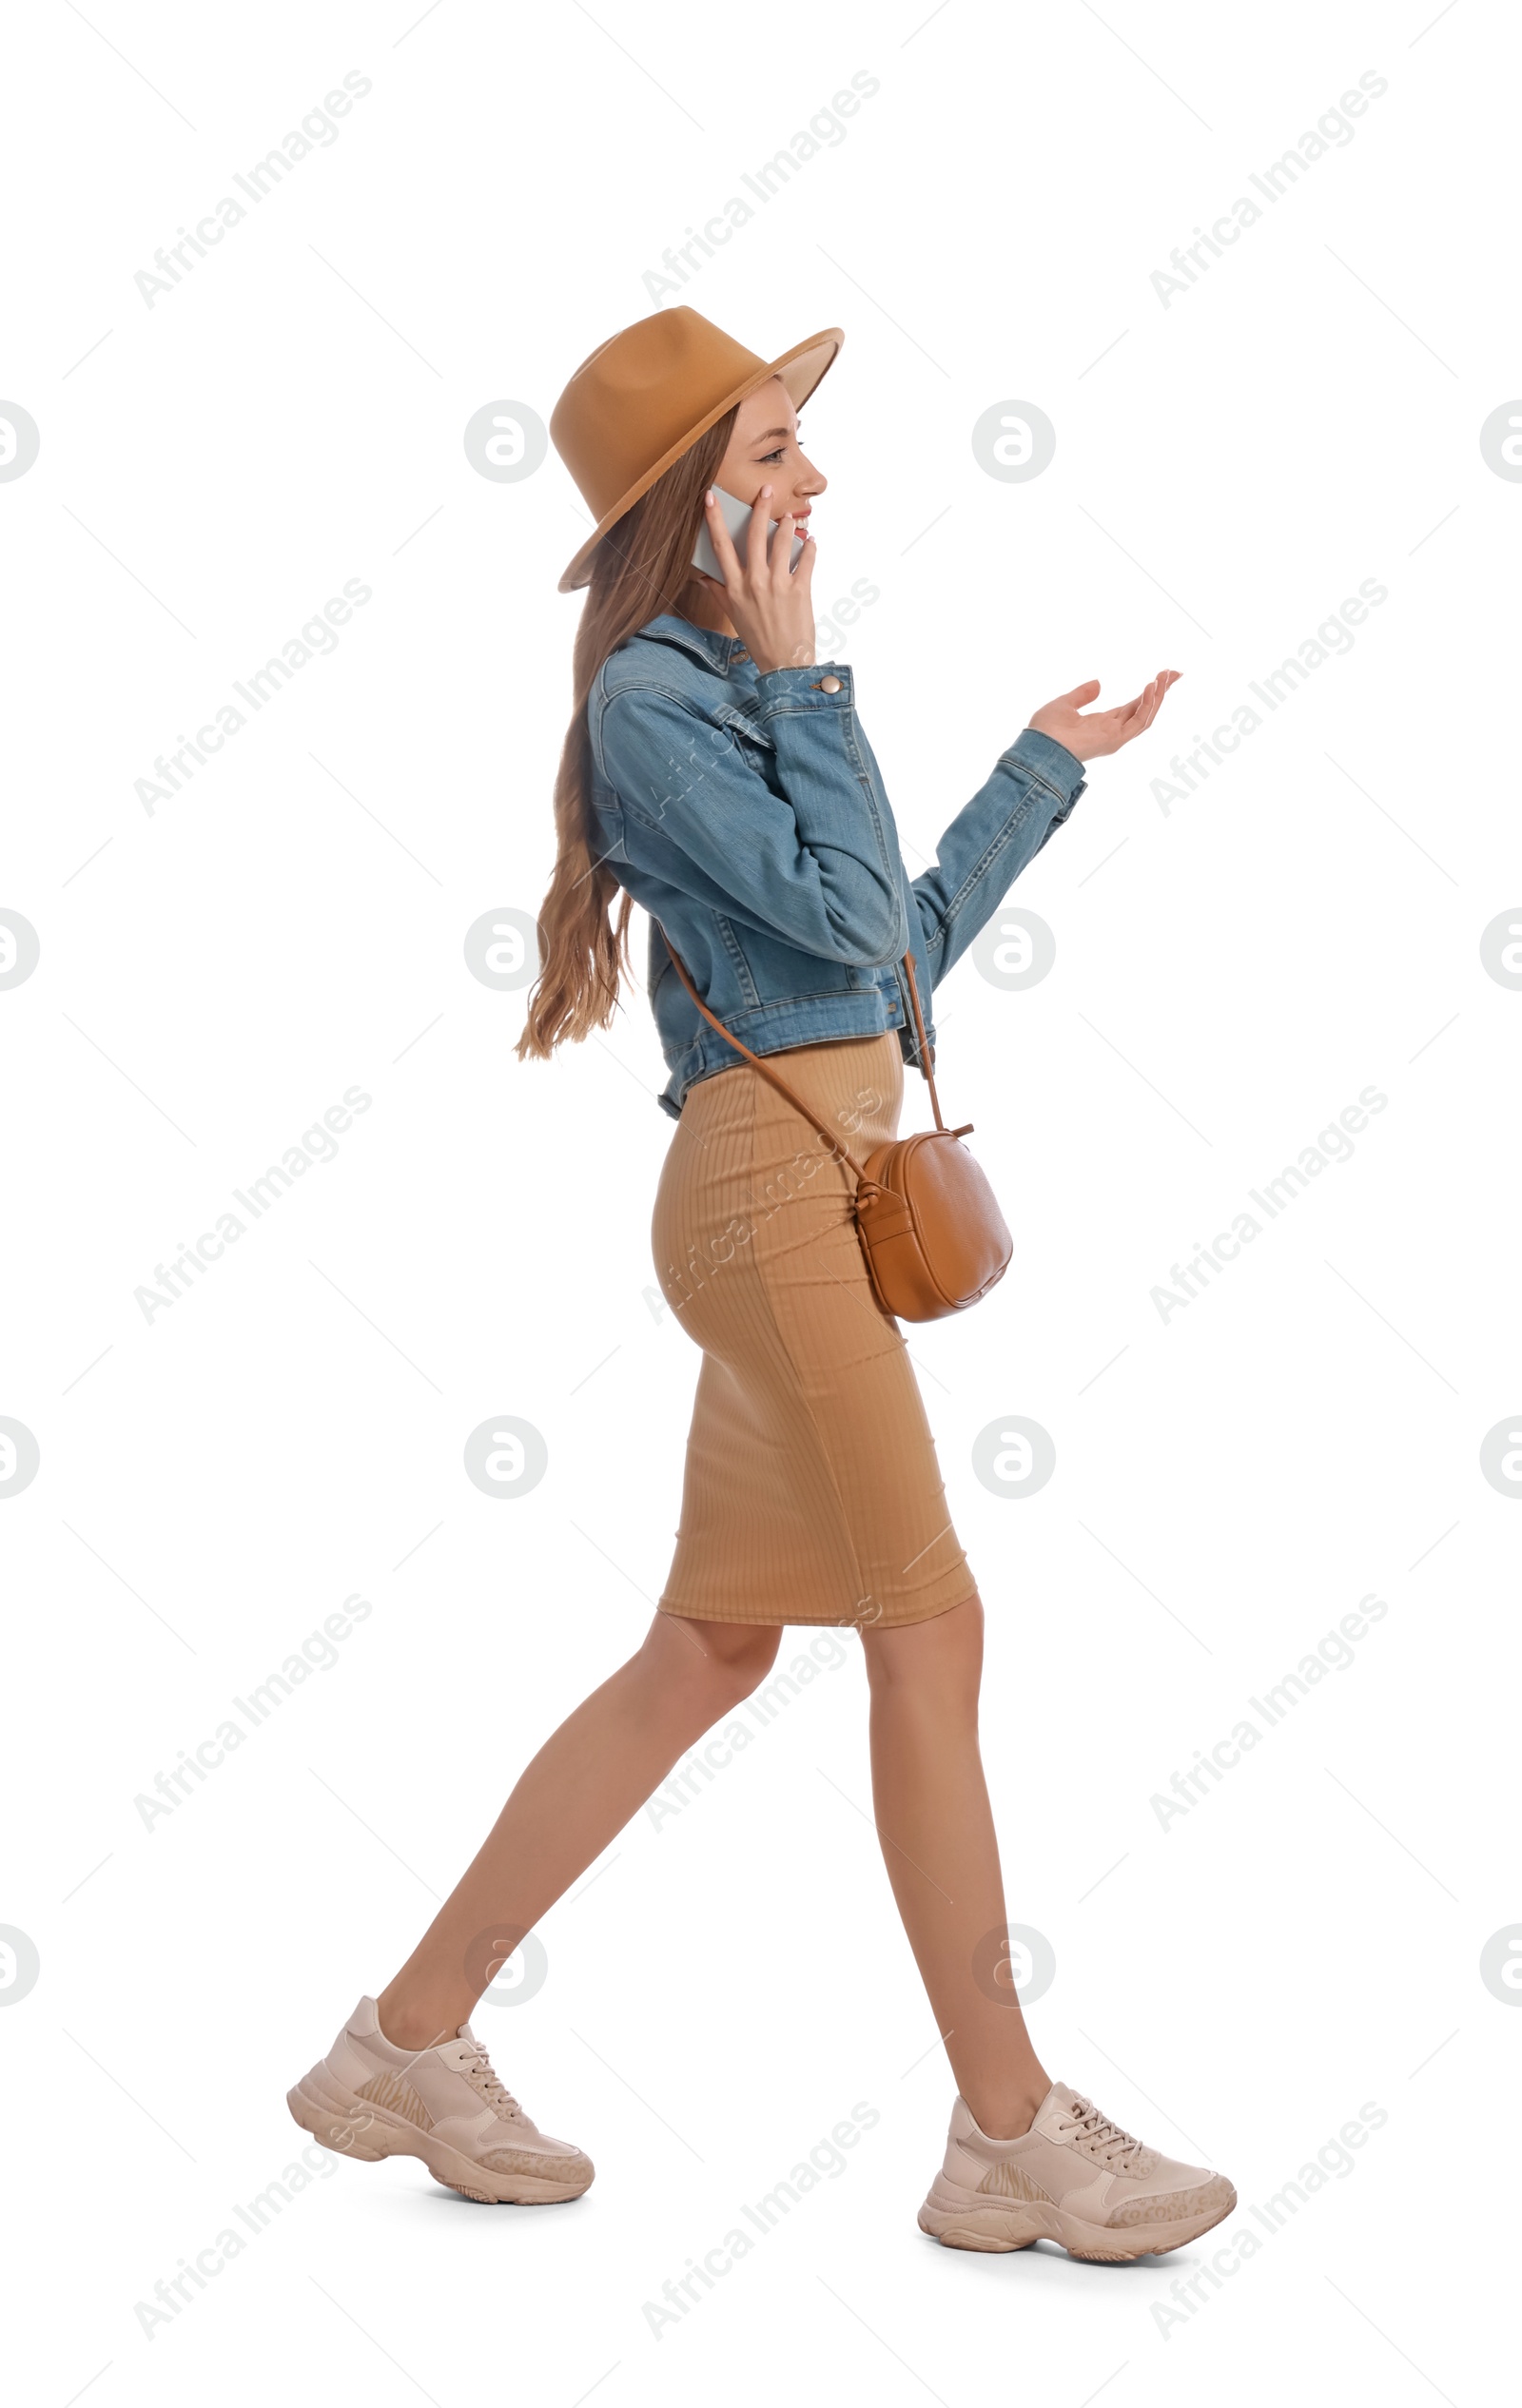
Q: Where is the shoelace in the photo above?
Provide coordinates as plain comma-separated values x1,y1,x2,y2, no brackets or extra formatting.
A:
1055,2093,1143,2169
457,2038,522,2120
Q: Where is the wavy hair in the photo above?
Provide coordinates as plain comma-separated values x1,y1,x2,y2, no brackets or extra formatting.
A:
515,404,738,1062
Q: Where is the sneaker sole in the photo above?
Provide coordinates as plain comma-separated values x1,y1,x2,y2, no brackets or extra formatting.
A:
917,2174,1237,2262
285,2067,594,2204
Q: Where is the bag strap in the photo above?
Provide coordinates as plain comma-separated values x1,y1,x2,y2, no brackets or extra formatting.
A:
900,946,946,1132
653,922,947,1187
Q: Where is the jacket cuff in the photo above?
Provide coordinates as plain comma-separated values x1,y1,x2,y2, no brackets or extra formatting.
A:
751,661,853,719
1001,724,1086,802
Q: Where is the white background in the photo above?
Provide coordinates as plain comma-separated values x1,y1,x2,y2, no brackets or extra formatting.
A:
2,1,1516,2401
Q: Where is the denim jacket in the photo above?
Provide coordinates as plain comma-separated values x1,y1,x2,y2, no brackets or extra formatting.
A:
586,612,1087,1120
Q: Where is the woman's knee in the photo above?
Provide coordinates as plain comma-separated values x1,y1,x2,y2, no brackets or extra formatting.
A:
707,1620,784,1699
861,1592,984,1700
650,1612,782,1703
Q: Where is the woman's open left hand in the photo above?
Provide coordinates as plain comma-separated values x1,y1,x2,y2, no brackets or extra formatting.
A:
1027,670,1181,764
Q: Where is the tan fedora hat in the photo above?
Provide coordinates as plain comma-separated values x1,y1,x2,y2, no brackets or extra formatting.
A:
549,304,844,593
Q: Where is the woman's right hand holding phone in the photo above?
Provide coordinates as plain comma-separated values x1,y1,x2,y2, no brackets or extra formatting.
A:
697,484,817,674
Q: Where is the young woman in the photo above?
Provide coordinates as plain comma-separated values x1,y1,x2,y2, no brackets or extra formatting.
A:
288,305,1236,2261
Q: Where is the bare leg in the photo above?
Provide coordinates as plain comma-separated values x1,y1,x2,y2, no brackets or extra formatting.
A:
860,1594,1051,2139
378,1613,781,2049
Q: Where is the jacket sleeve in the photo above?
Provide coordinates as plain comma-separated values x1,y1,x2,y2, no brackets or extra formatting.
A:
595,666,909,966
909,728,1087,983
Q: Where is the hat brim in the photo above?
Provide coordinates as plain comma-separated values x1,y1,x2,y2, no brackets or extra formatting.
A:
555,324,844,594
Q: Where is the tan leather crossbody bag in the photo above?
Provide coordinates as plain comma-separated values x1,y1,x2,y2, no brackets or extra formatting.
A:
656,925,1013,1323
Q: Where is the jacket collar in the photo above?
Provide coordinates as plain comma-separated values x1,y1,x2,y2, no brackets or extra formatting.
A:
634,612,749,678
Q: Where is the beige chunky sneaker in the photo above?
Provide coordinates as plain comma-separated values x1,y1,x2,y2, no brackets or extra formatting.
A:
919,2081,1234,2261
286,1996,594,2204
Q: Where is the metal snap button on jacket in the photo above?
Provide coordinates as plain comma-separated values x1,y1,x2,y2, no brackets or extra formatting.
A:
814,674,842,692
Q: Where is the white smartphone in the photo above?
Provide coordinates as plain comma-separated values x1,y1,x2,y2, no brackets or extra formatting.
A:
693,484,807,583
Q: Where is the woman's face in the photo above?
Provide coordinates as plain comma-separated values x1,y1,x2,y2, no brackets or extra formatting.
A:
712,376,827,524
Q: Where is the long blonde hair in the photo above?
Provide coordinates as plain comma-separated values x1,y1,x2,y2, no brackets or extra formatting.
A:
515,405,738,1061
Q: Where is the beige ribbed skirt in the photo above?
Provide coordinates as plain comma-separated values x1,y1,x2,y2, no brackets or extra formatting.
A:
651,1029,977,1629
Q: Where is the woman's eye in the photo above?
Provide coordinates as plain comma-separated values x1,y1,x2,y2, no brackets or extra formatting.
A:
760,444,787,463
